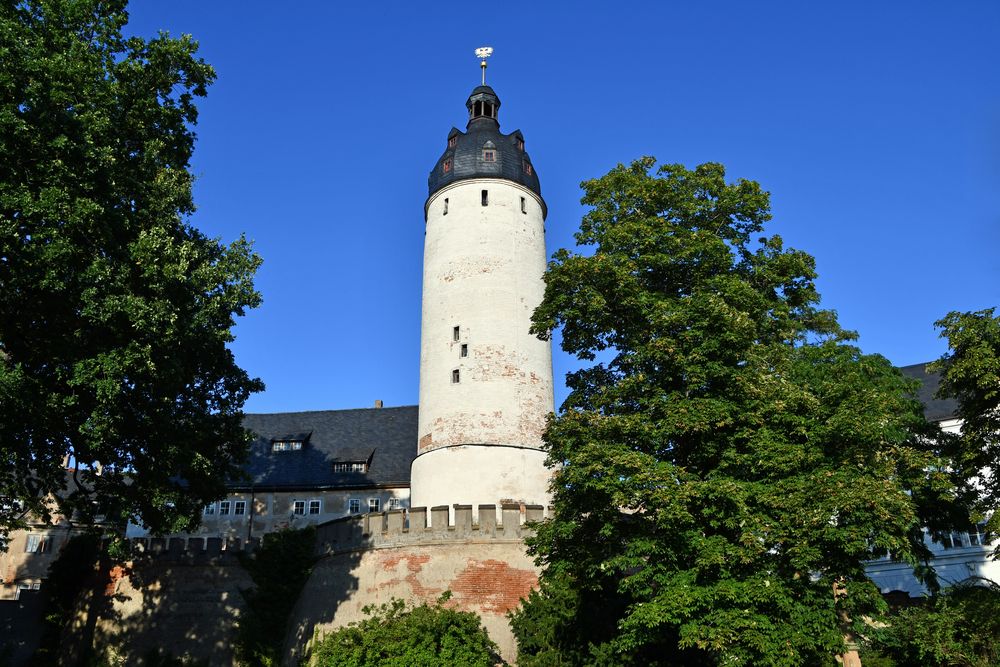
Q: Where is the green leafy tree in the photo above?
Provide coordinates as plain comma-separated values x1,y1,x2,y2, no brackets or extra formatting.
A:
0,0,262,540
932,308,1000,531
235,527,316,667
861,581,1000,667
310,593,501,667
513,158,963,665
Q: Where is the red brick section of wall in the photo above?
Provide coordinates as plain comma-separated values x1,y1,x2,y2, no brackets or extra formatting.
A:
449,558,538,614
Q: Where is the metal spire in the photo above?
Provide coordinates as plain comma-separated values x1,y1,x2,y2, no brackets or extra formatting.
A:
475,46,493,85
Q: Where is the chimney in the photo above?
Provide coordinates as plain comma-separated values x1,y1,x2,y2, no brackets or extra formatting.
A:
374,400,383,408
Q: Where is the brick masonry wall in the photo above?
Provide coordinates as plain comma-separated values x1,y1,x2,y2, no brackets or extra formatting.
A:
288,504,545,664
85,504,545,665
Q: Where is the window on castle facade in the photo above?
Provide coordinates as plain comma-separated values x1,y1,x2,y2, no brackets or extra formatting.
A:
24,534,51,553
448,135,457,148
14,581,40,599
234,501,246,516
219,501,231,516
523,160,533,175
481,190,489,206
309,500,321,515
349,498,361,514
460,344,468,357
293,500,305,515
443,159,452,173
368,498,381,513
516,138,524,151
453,325,460,341
452,369,460,383
483,149,496,162
203,503,216,515
935,523,992,549
388,498,403,510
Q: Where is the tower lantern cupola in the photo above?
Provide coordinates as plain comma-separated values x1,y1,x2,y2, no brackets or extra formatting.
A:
466,85,500,126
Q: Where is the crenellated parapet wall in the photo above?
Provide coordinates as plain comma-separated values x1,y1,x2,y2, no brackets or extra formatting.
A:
87,503,551,665
314,503,548,556
121,503,550,563
286,502,550,664
124,535,262,564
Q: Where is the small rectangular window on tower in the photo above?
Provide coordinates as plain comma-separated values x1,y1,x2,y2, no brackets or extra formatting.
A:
483,149,496,162
453,325,460,341
520,197,527,214
481,190,488,206
460,344,468,358
443,198,448,215
452,369,460,384
443,159,452,173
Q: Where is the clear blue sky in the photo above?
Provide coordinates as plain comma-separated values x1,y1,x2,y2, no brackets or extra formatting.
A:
125,1,999,414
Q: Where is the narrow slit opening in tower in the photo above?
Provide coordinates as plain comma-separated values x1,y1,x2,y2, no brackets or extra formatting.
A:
460,344,468,358
443,198,448,215
521,197,526,214
453,325,460,341
452,369,460,384
481,190,488,206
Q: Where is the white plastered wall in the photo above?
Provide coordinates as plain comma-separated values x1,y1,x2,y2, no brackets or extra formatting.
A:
412,179,554,511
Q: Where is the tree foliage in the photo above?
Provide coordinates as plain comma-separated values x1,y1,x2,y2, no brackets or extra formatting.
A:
0,0,262,539
932,308,1000,530
862,581,1000,667
513,158,962,665
310,593,501,667
236,527,316,667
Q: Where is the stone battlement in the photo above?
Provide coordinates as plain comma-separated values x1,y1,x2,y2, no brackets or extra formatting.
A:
123,503,550,561
126,535,258,562
314,503,548,557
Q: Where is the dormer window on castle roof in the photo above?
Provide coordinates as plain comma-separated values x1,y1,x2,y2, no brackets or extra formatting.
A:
271,432,311,452
332,461,368,473
482,140,496,163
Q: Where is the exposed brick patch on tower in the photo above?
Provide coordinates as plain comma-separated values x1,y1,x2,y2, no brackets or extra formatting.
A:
449,558,538,614
374,552,442,599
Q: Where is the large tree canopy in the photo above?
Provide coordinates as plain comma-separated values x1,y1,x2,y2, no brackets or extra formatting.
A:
933,308,1000,529
512,158,964,666
0,0,262,539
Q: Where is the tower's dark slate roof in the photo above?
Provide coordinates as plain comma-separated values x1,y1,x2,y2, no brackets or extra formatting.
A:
427,85,543,207
900,362,959,422
235,406,418,490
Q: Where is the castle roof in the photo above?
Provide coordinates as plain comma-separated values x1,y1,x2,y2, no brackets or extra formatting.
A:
237,405,417,491
899,362,959,422
427,85,543,207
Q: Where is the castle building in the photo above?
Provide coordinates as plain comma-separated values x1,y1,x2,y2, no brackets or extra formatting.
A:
412,78,554,515
5,56,994,667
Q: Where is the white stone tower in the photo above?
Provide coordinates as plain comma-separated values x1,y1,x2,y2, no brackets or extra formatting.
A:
410,59,554,515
